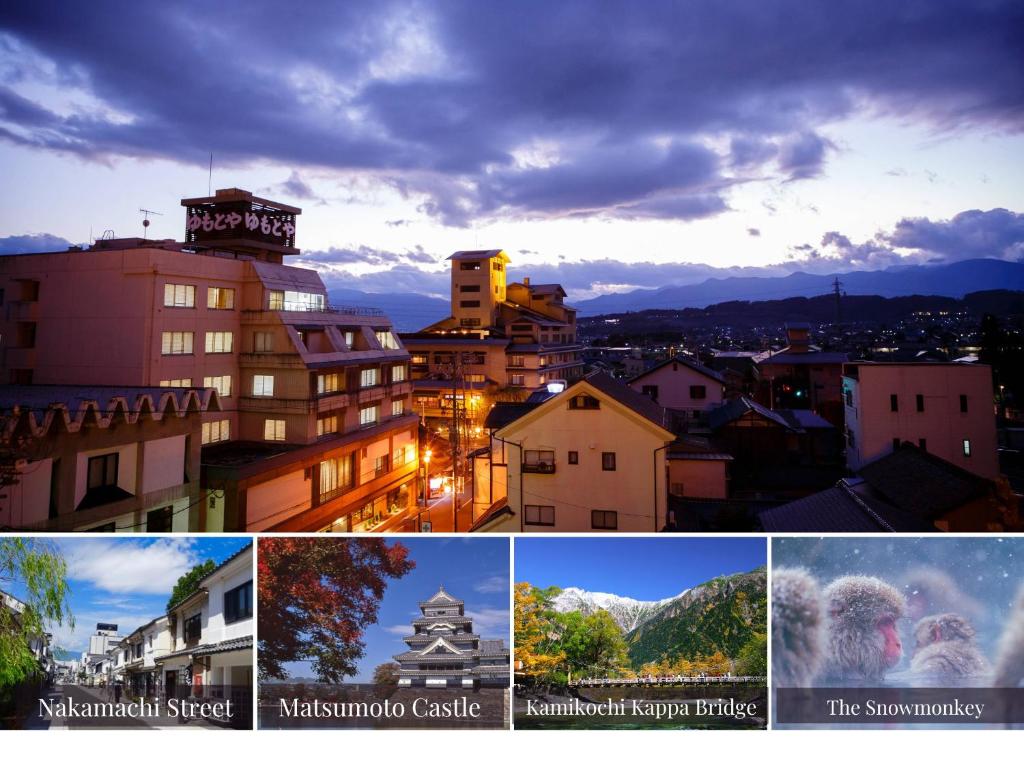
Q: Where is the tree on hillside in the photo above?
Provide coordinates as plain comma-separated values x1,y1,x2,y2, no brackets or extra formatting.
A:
734,632,767,676
0,539,73,689
561,610,630,680
167,559,217,611
257,539,414,683
513,582,565,685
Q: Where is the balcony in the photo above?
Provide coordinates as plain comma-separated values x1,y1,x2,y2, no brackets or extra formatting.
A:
522,460,556,474
316,392,350,412
240,304,385,322
239,352,307,369
357,385,385,404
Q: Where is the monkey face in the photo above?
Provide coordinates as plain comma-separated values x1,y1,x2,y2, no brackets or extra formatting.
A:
876,614,902,666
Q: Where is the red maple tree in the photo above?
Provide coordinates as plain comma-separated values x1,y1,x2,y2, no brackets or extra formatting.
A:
257,538,414,683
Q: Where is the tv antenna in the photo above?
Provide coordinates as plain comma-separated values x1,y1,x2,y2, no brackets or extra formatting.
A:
140,208,163,239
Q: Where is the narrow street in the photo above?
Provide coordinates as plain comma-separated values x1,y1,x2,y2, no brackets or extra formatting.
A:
381,491,475,533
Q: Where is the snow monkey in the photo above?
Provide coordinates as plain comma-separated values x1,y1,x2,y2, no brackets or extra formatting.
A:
822,575,905,682
772,567,825,687
993,584,1024,687
910,613,988,682
902,566,982,622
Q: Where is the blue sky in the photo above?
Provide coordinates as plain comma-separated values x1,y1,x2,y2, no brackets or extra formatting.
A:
515,537,766,600
3,537,250,656
281,537,510,683
1,2,1023,301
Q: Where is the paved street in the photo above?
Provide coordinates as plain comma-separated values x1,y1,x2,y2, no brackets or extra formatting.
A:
382,491,474,533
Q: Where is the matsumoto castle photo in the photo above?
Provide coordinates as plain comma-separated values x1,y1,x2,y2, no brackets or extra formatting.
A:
395,587,509,689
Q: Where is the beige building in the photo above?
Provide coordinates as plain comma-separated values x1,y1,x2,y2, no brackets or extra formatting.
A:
0,188,418,531
843,362,999,479
401,249,585,435
471,372,675,532
0,386,217,531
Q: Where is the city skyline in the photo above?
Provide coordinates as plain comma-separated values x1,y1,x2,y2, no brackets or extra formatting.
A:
1,2,1023,301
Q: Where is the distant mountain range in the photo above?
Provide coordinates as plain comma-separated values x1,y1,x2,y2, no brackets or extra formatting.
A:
549,567,767,666
327,288,448,332
574,258,1024,316
332,259,1024,328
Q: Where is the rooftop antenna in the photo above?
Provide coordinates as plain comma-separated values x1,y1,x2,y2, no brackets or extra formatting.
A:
832,276,843,325
139,208,163,240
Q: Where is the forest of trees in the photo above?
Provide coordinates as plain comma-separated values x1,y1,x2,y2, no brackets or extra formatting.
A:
514,582,766,689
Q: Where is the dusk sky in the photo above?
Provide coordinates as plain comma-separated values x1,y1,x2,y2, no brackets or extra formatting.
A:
280,537,509,683
4,537,250,656
515,537,766,600
1,2,1023,300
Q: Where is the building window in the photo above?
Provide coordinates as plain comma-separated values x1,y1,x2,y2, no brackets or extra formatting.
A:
960,394,968,413
460,261,481,271
508,355,525,368
525,505,555,526
203,375,231,398
591,510,618,530
689,385,706,400
183,614,202,644
392,364,407,383
411,354,428,365
918,438,927,451
360,405,379,427
568,450,579,465
508,374,525,386
317,372,340,394
844,389,853,407
376,330,401,350
916,394,924,412
523,450,555,473
207,286,235,310
465,373,485,383
460,300,481,308
161,331,193,355
460,284,481,293
253,375,275,397
316,415,338,437
269,290,325,311
890,394,899,412
224,581,253,623
391,399,405,417
963,439,972,457
163,284,195,308
201,419,230,444
320,454,354,501
641,385,659,402
87,453,118,491
569,395,600,410
254,331,273,352
264,419,286,441
374,455,391,476
601,452,616,471
159,378,193,387
205,331,233,354
360,368,380,387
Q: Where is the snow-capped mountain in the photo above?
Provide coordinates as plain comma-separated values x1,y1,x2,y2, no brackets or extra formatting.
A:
550,587,689,633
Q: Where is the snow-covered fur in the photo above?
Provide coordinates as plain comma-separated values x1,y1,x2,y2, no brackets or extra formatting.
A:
910,613,988,682
993,585,1024,687
772,567,825,688
823,575,905,683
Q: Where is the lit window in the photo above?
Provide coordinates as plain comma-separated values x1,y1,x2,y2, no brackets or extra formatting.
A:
159,378,193,387
320,454,354,501
207,286,235,310
270,290,325,311
161,331,193,355
317,415,338,437
203,375,232,398
391,399,404,417
254,332,273,352
392,364,407,382
163,284,195,308
962,439,972,457
376,330,401,350
359,405,379,426
263,419,286,441
343,330,355,347
205,331,233,354
253,375,275,397
201,419,230,444
360,368,379,387
317,373,340,394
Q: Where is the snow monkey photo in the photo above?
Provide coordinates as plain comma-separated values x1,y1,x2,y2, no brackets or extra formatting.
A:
771,537,1024,698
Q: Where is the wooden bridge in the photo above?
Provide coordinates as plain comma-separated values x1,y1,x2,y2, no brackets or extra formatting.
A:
571,675,766,688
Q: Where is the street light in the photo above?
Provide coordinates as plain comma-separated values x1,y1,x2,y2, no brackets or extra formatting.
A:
423,449,432,502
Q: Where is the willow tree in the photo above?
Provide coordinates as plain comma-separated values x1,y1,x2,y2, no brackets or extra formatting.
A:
0,539,73,688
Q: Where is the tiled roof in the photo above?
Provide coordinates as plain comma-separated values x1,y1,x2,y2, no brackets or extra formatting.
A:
707,396,794,432
484,403,541,430
478,639,508,655
155,635,253,663
776,409,835,430
758,481,931,532
627,355,725,385
448,249,506,261
582,371,668,429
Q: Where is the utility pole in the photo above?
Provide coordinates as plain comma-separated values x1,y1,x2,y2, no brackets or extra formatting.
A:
832,276,843,325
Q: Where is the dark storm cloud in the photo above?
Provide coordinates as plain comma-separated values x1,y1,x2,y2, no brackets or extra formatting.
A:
886,209,1024,262
1,1,1022,225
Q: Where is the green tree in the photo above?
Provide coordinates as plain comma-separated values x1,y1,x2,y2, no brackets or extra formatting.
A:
0,539,73,688
167,559,217,611
734,632,767,677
